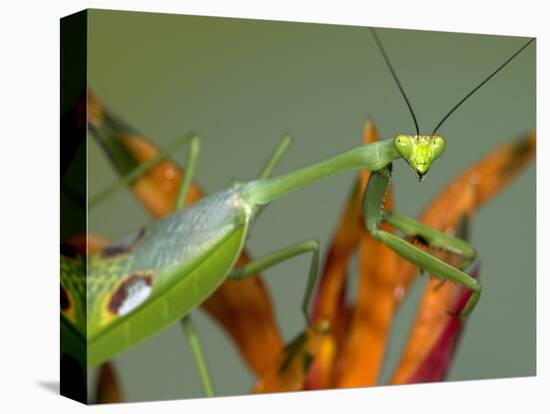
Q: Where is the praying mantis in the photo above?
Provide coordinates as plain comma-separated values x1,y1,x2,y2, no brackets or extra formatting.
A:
62,22,535,400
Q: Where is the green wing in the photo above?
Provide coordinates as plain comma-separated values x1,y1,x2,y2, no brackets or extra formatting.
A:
85,188,252,366
86,222,248,367
60,188,252,367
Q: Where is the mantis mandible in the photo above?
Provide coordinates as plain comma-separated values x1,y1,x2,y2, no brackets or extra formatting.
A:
61,28,534,397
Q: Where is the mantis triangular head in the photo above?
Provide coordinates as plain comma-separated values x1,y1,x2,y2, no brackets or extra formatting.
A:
394,134,446,181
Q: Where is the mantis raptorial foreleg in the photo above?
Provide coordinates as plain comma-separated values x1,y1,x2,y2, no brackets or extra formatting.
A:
229,239,321,328
363,164,480,319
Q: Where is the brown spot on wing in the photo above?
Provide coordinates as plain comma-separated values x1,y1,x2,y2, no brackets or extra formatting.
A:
108,273,153,315
101,227,146,259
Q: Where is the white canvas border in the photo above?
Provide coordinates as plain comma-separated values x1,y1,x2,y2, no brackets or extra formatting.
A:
0,1,545,413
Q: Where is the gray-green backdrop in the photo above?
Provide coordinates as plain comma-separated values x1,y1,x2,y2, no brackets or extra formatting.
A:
86,9,536,402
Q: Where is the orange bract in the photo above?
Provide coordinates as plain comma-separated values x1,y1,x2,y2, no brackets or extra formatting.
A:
94,363,125,404
332,122,401,388
253,325,328,394
65,233,110,255
306,123,380,389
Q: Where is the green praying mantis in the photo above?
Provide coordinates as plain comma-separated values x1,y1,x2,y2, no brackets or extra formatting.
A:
61,28,535,398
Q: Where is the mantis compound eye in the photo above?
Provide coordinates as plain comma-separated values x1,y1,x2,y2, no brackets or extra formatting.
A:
393,134,414,160
431,135,446,160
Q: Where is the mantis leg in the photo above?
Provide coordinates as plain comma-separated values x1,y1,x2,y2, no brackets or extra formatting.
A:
174,135,202,210
257,134,293,180
175,134,293,394
166,136,219,397
89,132,201,208
175,134,292,394
177,132,293,207
228,240,321,328
363,165,480,319
180,315,215,397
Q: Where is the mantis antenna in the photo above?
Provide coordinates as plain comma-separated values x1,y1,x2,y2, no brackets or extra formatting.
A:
370,27,421,137
431,37,535,135
370,28,534,138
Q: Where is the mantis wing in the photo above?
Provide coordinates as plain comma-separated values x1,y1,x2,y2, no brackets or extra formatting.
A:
61,188,252,367
86,221,248,367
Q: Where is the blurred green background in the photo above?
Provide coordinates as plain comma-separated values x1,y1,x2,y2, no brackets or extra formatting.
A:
86,9,535,402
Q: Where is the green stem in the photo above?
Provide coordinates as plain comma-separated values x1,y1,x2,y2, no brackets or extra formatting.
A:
244,140,398,206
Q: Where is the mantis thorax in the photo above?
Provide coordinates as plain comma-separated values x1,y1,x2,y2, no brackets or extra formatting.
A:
393,134,446,180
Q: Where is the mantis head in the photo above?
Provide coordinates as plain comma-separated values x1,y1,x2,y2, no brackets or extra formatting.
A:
371,28,532,182
393,134,446,181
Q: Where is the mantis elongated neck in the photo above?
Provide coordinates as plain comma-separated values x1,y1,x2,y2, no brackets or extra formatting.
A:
244,139,399,206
